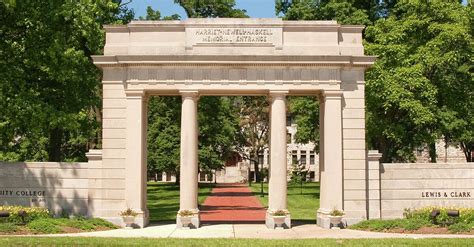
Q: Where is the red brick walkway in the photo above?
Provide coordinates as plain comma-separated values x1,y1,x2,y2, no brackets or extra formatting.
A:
200,183,266,223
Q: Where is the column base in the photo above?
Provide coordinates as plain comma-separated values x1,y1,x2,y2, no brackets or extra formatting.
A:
176,210,200,229
265,211,291,229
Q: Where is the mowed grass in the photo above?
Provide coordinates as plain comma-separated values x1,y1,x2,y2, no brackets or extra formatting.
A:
147,182,214,222
1,237,472,246
250,182,320,221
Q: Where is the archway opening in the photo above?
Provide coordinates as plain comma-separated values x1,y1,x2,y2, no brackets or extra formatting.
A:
145,95,321,226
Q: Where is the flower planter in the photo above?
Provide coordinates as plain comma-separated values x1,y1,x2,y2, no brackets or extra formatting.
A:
329,215,343,229
180,216,193,228
273,216,286,228
122,216,135,228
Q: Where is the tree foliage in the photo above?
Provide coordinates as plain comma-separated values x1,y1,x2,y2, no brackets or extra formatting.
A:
234,96,269,182
174,0,248,18
0,0,132,161
288,97,319,150
365,0,473,162
278,0,473,162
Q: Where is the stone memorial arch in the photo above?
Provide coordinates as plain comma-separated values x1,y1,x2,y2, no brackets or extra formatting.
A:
92,18,375,228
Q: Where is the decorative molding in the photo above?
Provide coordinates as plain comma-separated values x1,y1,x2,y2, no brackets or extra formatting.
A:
91,55,377,68
125,89,145,98
125,67,341,85
323,90,344,99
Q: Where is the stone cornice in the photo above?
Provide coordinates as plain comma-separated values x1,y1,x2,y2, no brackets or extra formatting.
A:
92,55,376,68
104,19,344,31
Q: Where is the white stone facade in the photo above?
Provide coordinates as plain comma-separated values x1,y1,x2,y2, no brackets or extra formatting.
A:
92,18,374,228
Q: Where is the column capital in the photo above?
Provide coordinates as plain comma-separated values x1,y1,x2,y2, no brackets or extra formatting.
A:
125,89,146,99
179,90,199,101
322,90,343,100
268,90,289,101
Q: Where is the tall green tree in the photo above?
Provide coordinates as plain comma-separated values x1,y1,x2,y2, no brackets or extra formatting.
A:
0,0,132,162
278,0,473,162
288,96,320,150
365,0,473,162
234,96,270,182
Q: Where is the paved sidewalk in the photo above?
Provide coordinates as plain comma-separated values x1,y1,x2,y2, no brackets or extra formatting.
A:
200,183,266,223
36,224,474,239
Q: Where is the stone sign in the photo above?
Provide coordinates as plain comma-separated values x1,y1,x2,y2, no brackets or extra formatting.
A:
194,28,274,44
0,189,46,197
421,191,471,198
185,25,282,49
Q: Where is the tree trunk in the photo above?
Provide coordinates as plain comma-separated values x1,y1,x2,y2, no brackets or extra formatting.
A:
429,142,437,163
48,127,63,162
175,170,180,185
444,137,448,163
460,142,473,162
254,161,260,182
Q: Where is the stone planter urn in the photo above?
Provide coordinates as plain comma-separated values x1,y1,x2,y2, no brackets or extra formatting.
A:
120,208,138,229
122,216,135,228
329,215,343,229
177,210,196,229
179,216,193,228
273,216,286,228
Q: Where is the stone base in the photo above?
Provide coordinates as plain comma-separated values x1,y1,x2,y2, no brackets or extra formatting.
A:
99,209,148,229
100,215,148,229
316,214,331,229
317,210,346,229
176,214,200,229
265,211,291,229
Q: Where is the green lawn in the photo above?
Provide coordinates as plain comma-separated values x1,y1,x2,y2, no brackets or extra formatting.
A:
250,182,320,221
147,182,214,222
0,237,472,246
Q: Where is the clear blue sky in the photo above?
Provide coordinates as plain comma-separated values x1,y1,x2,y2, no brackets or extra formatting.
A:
127,0,277,19
128,0,469,19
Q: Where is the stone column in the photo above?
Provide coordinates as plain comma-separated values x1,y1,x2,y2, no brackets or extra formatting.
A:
177,90,200,229
367,150,382,219
266,90,291,229
317,90,343,229
125,90,148,228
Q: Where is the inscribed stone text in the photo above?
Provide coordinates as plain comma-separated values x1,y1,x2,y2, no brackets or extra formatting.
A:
421,191,471,198
0,189,46,197
195,28,273,43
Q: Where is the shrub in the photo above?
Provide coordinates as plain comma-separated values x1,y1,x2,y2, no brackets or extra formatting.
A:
88,218,118,229
0,223,19,233
64,218,96,231
350,219,404,231
0,206,50,224
448,222,472,233
405,207,474,226
27,218,63,234
402,218,431,231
